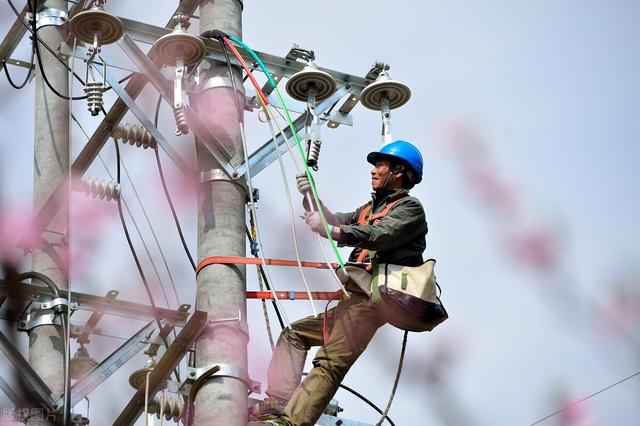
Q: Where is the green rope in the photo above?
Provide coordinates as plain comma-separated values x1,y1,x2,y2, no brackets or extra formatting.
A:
229,35,346,271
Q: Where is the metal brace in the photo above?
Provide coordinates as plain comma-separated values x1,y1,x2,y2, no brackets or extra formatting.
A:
27,8,68,29
186,362,260,394
18,298,77,331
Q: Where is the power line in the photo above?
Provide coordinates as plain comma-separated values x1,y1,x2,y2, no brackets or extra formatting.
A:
153,94,196,272
528,370,640,425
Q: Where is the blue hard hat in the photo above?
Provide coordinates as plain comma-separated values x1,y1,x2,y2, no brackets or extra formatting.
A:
367,140,424,184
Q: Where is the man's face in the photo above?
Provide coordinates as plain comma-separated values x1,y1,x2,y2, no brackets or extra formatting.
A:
371,159,392,190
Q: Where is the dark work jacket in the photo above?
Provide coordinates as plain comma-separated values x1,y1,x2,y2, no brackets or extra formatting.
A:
333,188,428,266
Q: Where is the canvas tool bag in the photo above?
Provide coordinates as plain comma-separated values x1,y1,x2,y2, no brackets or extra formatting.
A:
371,259,448,332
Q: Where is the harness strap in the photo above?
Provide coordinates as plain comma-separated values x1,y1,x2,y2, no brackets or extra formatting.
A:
197,256,339,275
354,197,406,265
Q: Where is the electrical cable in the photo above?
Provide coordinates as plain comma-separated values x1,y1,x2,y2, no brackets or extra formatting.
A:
528,369,640,426
113,138,180,382
267,103,349,298
219,37,319,318
224,40,404,425
226,35,347,273
249,211,275,349
1,0,34,90
244,225,286,330
70,112,181,308
153,94,197,272
211,37,401,426
120,151,178,309
375,330,407,426
300,372,396,426
16,271,60,298
214,38,290,327
5,0,133,98
2,44,34,89
29,0,86,100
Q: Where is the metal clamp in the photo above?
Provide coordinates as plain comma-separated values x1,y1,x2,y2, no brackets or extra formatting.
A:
17,298,77,331
19,310,62,331
187,363,260,394
27,8,68,29
199,169,258,202
41,297,78,312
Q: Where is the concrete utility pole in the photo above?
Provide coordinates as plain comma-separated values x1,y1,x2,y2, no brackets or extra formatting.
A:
28,0,69,425
194,1,247,425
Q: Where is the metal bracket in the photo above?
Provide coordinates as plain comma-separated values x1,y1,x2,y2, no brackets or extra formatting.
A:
27,8,68,29
40,297,76,312
91,61,195,177
206,309,249,337
17,298,76,332
186,363,260,394
18,310,63,332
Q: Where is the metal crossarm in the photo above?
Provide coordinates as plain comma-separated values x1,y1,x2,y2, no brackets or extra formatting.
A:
0,280,191,326
113,310,208,425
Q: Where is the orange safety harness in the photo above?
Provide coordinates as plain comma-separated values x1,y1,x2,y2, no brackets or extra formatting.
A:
195,195,406,307
354,194,407,266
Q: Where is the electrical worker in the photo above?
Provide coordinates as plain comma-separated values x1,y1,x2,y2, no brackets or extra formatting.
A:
253,140,427,426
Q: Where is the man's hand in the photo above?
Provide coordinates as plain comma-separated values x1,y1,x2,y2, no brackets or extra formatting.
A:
296,173,311,195
301,211,325,235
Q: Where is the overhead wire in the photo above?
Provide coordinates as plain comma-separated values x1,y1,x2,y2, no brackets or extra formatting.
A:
226,36,349,299
216,37,290,327
113,138,180,382
153,94,197,272
227,35,347,274
220,36,319,317
528,369,640,426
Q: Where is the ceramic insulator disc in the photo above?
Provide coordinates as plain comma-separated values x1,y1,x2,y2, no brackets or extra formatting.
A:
69,9,124,45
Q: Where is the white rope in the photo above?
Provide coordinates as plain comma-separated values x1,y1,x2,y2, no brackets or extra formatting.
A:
263,112,318,316
159,388,165,426
144,370,152,426
268,105,349,297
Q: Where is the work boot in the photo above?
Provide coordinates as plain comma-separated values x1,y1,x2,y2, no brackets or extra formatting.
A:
248,414,291,426
250,397,288,418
